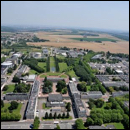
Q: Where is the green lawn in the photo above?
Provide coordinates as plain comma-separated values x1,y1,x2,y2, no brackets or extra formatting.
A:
59,63,68,72
47,72,61,76
29,69,38,74
86,86,91,91
60,74,67,78
1,103,22,115
50,57,56,68
40,74,47,78
71,38,117,42
57,54,66,59
42,103,51,109
104,123,124,129
3,84,15,94
38,62,46,71
67,70,78,77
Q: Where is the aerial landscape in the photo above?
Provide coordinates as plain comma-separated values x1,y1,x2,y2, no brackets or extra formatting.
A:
1,1,129,129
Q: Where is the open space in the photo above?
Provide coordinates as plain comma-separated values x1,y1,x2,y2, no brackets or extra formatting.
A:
59,63,68,72
3,84,15,94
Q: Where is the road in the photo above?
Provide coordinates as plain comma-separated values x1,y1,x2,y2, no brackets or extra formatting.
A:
6,63,22,85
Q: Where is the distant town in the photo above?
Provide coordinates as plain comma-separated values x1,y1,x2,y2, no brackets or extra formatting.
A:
1,29,129,129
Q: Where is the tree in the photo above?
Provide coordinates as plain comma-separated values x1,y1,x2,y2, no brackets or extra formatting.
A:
54,112,57,119
49,113,53,119
8,101,18,110
33,117,40,129
62,113,65,119
45,112,48,119
58,114,61,119
66,112,70,118
77,82,87,92
96,99,104,108
12,76,20,83
105,102,112,109
66,102,71,112
86,117,94,126
3,85,8,91
1,100,4,108
94,118,103,126
44,77,47,82
13,64,17,70
75,119,85,129
56,125,60,129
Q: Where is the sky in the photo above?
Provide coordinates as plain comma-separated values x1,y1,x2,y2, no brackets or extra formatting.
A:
1,1,129,31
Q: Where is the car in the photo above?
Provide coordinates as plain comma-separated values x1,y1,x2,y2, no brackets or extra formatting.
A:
30,124,33,129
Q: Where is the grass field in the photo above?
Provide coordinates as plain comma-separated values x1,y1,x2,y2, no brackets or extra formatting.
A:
3,84,15,94
87,86,91,91
1,103,22,115
42,103,51,109
40,74,47,78
57,54,66,59
71,38,117,42
59,63,68,72
67,70,78,77
29,69,38,74
60,74,67,78
104,123,124,129
38,62,46,71
50,57,55,67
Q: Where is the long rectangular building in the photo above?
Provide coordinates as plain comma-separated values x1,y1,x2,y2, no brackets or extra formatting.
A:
25,80,40,119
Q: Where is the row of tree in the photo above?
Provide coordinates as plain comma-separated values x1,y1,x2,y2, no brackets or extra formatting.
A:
46,56,50,72
54,56,60,72
44,112,70,119
24,58,45,73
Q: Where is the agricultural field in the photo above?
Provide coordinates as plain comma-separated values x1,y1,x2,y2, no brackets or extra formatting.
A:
71,38,117,42
27,31,129,54
59,62,68,72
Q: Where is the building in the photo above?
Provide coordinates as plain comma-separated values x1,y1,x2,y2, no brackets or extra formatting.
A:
27,75,36,83
68,81,79,95
43,48,49,57
4,93,29,101
26,80,40,119
73,93,86,118
103,81,129,89
68,81,86,118
16,65,28,78
47,77,64,83
81,91,102,99
1,61,13,69
1,66,8,75
112,91,129,97
91,54,102,60
46,94,66,108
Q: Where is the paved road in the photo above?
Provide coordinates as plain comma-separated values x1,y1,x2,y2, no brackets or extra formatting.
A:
6,63,22,85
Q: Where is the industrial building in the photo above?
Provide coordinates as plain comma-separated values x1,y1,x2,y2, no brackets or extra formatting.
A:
112,91,129,97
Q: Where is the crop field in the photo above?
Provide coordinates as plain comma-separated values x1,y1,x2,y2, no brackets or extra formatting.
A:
71,38,117,42
59,62,68,72
27,31,129,54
